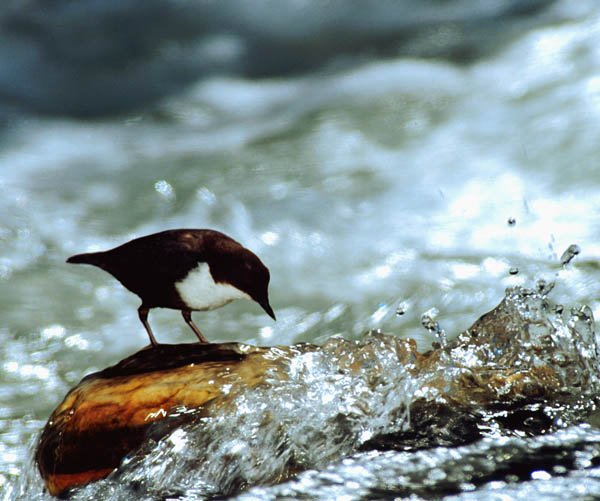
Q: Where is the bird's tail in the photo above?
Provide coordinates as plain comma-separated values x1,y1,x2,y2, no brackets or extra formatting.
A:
66,251,106,266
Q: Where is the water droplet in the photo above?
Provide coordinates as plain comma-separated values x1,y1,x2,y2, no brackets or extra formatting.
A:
197,187,216,205
560,244,581,266
571,305,593,323
536,279,555,295
261,231,280,246
41,324,66,340
531,470,552,481
421,308,439,331
154,180,175,201
553,353,568,366
554,304,564,315
459,482,477,492
507,217,516,226
421,308,447,347
371,304,389,323
395,301,408,316
509,267,519,275
429,467,447,481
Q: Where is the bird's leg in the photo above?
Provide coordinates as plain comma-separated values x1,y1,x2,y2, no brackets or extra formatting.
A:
182,310,209,343
138,306,159,347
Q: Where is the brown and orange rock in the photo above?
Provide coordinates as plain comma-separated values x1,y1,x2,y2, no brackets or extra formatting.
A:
35,342,283,496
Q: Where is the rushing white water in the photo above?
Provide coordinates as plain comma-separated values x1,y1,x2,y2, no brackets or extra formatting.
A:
235,426,600,500
10,284,600,500
2,0,600,498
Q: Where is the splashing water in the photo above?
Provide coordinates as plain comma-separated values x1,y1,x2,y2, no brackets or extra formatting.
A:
62,334,419,499
11,283,598,500
3,2,600,498
236,426,600,500
421,307,448,349
560,244,581,267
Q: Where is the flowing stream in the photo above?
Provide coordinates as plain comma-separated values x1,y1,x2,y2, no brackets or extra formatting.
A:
2,0,600,499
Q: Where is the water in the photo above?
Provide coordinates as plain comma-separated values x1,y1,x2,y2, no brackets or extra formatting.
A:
237,426,600,500
2,0,600,498
11,285,600,499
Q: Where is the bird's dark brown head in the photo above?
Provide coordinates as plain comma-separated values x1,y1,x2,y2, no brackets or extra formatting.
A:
245,258,275,321
209,244,275,321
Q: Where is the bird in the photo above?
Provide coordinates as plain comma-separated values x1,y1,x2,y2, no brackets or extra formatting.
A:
67,229,275,346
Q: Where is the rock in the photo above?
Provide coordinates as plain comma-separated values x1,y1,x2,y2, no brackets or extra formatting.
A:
35,342,287,496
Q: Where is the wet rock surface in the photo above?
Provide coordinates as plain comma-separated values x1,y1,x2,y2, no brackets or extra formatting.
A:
36,343,271,495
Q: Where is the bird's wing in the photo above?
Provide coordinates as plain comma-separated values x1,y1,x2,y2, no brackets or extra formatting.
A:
148,234,208,283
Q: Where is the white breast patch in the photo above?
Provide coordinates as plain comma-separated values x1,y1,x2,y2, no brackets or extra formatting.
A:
175,262,250,311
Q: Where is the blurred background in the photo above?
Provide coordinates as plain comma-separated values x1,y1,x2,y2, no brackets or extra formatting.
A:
1,0,600,495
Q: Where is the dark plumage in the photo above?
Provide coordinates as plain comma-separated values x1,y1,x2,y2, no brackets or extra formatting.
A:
67,229,275,346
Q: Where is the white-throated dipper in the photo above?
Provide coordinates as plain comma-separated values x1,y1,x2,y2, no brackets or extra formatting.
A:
67,229,275,346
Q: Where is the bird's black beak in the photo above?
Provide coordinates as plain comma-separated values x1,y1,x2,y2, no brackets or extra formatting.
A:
260,299,276,321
